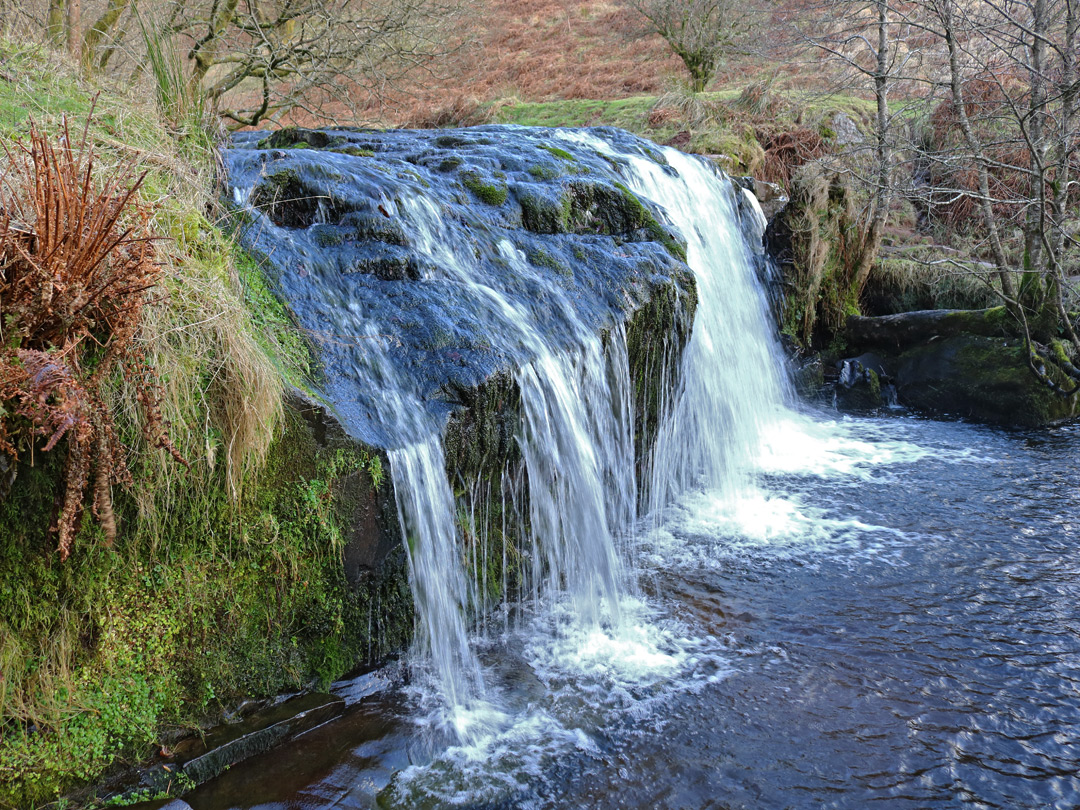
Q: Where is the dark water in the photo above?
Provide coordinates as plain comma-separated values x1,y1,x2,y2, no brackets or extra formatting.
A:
187,411,1080,810
542,413,1080,810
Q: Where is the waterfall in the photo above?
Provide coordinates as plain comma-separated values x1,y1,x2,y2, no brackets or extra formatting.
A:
226,126,791,743
516,335,636,627
385,201,642,738
562,133,794,510
390,437,486,716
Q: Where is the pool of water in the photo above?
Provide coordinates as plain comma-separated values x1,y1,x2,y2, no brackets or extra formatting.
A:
186,410,1080,810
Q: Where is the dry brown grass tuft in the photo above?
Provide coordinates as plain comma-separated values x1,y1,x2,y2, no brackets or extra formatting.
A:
400,94,491,129
758,126,828,187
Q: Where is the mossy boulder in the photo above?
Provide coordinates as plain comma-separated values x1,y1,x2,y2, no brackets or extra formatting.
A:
834,354,887,411
847,307,1015,350
768,162,868,348
845,309,1079,425
895,335,1080,426
249,170,352,229
515,179,687,261
459,169,509,206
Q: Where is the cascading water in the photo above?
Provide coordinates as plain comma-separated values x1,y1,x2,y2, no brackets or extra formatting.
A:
387,220,646,741
388,437,486,721
516,338,635,626
225,126,690,741
570,134,795,509
224,124,787,749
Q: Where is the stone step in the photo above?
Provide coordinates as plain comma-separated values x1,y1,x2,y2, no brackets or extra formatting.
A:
122,692,345,809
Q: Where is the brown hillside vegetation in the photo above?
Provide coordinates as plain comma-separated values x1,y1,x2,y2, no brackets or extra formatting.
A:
380,0,807,126
386,0,681,124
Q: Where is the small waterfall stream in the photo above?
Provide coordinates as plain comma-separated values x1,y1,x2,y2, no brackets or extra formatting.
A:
394,133,796,740
604,139,794,510
226,124,790,744
391,215,646,739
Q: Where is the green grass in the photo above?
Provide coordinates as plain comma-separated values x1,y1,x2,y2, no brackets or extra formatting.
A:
0,43,96,131
492,87,873,134
494,95,660,129
490,85,880,177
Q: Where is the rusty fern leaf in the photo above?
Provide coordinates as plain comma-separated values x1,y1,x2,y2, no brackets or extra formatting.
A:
0,110,184,559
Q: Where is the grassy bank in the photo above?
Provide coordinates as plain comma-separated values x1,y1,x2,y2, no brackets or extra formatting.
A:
0,41,405,808
491,85,878,178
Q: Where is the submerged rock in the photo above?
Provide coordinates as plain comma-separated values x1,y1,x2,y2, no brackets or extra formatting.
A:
173,692,345,785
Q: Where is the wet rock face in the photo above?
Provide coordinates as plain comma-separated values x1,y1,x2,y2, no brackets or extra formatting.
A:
834,353,890,411
895,335,1080,427
225,126,694,449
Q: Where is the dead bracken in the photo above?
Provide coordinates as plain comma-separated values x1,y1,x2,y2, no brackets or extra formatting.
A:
0,111,184,559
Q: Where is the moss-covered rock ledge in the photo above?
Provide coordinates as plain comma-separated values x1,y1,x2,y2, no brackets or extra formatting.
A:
0,395,413,808
843,308,1080,426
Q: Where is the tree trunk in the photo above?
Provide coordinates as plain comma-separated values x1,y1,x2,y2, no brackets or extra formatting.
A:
854,0,892,297
66,0,81,57
46,0,66,46
81,0,132,74
189,0,240,91
939,0,1019,307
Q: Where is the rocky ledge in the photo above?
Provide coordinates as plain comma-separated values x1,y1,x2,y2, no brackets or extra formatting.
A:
838,308,1080,426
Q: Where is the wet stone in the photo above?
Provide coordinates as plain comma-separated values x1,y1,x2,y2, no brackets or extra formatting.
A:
225,125,695,448
171,692,345,786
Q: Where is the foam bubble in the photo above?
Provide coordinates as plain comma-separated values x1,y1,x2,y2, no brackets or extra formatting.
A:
643,486,918,570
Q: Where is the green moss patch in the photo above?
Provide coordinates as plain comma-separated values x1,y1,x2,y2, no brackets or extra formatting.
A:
459,169,509,206
897,335,1080,426
0,412,404,808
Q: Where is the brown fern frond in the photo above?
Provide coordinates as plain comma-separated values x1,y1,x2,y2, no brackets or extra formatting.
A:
0,111,182,558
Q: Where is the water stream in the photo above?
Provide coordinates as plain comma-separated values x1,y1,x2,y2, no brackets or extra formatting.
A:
205,128,1080,809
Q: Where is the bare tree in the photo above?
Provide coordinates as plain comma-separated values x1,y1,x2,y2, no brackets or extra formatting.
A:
801,0,917,295
625,0,751,92
169,0,462,126
12,0,464,128
920,0,1079,385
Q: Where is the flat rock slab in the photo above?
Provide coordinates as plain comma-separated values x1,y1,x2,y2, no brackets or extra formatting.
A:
172,692,345,785
224,125,694,449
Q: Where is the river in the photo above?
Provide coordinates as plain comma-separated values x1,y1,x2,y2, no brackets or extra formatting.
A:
185,409,1080,810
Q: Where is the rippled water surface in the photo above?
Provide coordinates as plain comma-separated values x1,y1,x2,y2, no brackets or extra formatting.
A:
190,411,1080,810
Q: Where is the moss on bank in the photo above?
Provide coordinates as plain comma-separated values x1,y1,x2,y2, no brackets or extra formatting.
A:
0,410,408,808
896,334,1080,426
0,39,399,808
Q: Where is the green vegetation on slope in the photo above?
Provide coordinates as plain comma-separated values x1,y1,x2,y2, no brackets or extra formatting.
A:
0,40,402,808
492,85,877,179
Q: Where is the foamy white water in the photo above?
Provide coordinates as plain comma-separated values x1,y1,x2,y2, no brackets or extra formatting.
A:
605,140,795,508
